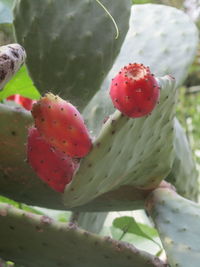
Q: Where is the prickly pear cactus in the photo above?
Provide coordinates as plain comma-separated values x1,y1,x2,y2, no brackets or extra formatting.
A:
0,203,167,267
166,118,199,201
84,3,199,135
146,187,200,267
102,4,198,91
13,0,131,109
83,2,199,203
0,104,66,210
0,1,199,266
74,211,108,234
63,75,177,208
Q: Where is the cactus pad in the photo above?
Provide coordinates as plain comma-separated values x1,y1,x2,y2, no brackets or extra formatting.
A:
166,118,199,201
102,4,198,90
63,75,177,208
0,103,151,211
0,203,167,267
146,188,200,267
0,103,66,209
13,0,131,109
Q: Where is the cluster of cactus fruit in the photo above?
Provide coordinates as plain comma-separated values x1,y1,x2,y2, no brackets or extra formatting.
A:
28,93,92,192
0,1,200,267
27,63,160,193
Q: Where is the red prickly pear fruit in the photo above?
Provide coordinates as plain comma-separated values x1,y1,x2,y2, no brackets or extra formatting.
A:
31,93,92,158
27,127,79,193
109,63,160,118
7,94,37,111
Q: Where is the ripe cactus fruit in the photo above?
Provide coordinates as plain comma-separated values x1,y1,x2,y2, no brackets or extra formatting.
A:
27,127,78,193
7,94,36,111
31,93,92,158
109,63,160,118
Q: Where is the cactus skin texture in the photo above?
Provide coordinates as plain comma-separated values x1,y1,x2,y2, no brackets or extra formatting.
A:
110,63,160,118
0,104,158,211
166,118,199,201
146,187,200,267
84,3,198,137
73,211,108,234
0,203,167,267
64,75,177,208
27,127,78,193
13,0,131,109
0,44,26,90
0,103,67,210
32,93,92,158
102,4,198,91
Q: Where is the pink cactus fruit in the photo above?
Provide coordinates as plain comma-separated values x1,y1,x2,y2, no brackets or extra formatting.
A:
109,63,160,118
7,94,37,111
27,127,79,193
31,93,92,158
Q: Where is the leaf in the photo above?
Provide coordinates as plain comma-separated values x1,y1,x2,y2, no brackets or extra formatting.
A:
0,65,41,100
113,216,161,248
56,212,71,222
0,0,14,23
0,196,43,215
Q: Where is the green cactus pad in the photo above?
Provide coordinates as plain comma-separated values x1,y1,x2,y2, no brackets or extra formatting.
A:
0,103,66,210
83,88,114,137
0,44,26,90
0,203,167,267
83,3,199,202
146,187,200,267
83,88,198,203
166,118,199,201
75,211,108,234
71,185,154,212
63,75,177,208
85,4,198,133
102,4,198,90
13,0,131,109
0,103,152,211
